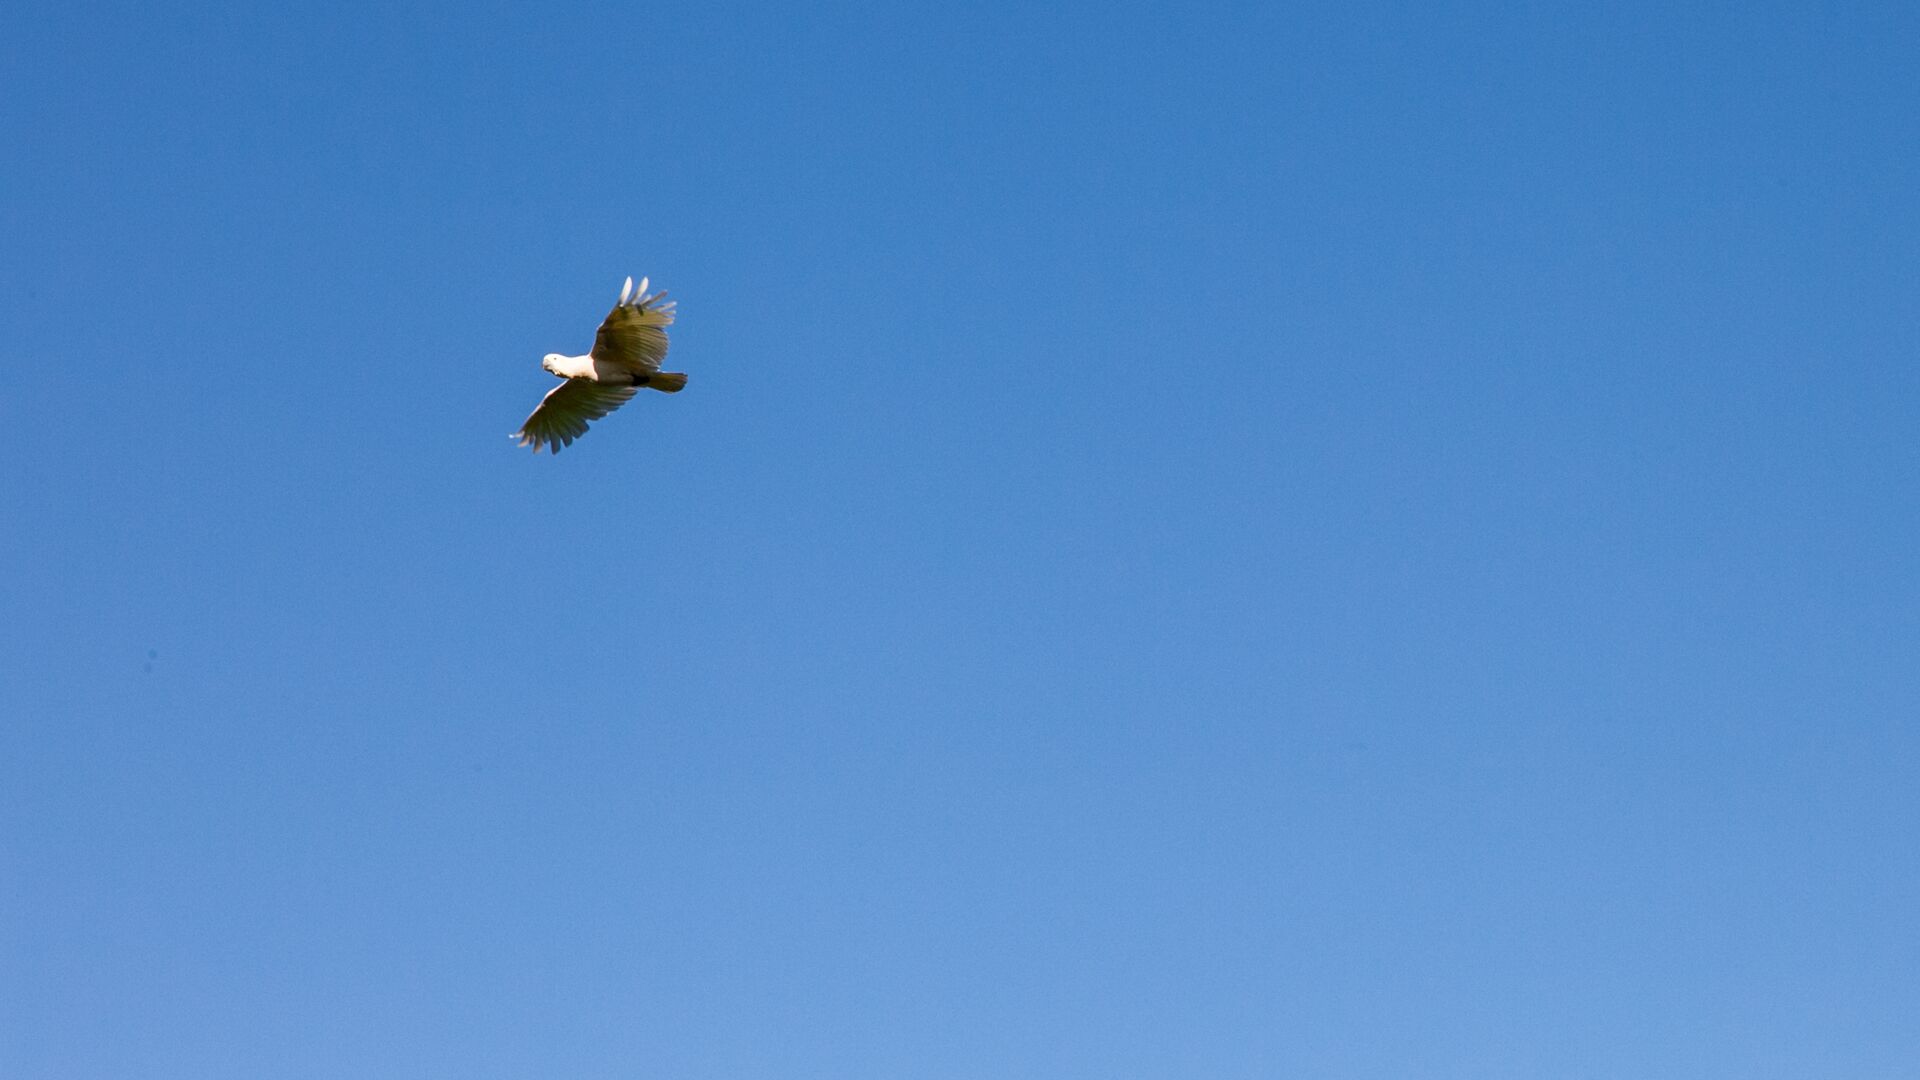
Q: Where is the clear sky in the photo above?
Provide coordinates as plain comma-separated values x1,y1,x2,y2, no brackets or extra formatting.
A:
3,2,1917,1077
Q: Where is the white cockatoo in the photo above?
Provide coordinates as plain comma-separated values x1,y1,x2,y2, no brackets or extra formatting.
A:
515,276,686,453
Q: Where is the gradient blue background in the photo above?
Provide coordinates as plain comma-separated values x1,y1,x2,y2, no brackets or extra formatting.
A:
4,2,1917,1077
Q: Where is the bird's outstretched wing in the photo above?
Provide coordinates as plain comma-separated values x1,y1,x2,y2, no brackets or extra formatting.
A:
592,275,676,373
515,378,639,453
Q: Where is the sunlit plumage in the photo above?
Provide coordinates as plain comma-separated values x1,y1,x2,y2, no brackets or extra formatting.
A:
514,276,686,453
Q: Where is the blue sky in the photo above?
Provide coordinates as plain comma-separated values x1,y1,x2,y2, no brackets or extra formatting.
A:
3,2,1917,1076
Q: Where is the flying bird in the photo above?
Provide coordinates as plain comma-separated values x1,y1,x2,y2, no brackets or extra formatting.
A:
515,276,687,453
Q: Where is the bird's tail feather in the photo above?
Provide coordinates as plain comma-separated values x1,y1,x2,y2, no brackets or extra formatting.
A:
646,372,689,393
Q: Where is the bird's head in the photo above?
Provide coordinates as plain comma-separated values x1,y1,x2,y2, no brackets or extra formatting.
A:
541,353,564,375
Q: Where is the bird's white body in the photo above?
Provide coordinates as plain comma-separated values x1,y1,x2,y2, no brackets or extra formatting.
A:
542,353,611,381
